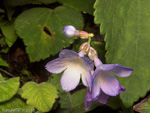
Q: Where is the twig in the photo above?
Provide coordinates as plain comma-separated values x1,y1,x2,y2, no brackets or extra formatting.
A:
0,68,15,77
0,68,25,83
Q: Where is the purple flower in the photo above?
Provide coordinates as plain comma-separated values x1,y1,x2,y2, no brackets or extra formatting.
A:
45,49,94,92
85,57,133,110
85,90,110,111
63,25,79,37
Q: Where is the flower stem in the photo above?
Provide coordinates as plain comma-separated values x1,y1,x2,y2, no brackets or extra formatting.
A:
88,37,91,43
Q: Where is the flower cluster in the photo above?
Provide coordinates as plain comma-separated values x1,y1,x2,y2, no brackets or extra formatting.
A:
45,25,133,111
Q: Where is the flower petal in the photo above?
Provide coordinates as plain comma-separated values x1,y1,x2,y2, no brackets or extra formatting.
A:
98,64,121,71
59,49,79,58
92,70,101,99
82,70,92,91
85,90,93,111
45,58,67,74
80,58,93,90
113,66,133,77
61,68,80,92
99,71,120,96
81,57,94,71
97,91,110,104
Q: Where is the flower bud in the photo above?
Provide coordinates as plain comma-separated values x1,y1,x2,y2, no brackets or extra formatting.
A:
78,31,89,39
79,42,90,54
63,25,79,37
77,31,94,39
88,47,98,60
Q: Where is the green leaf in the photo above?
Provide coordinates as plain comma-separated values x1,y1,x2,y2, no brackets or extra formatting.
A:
55,106,85,113
133,96,150,113
94,0,150,107
4,0,57,7
15,6,84,62
107,96,121,110
55,108,70,113
122,106,134,113
0,20,7,28
50,73,63,92
4,0,58,20
58,0,95,14
1,21,18,47
35,111,43,113
59,92,72,110
0,48,9,53
0,58,8,67
0,77,20,102
0,98,34,113
71,89,87,108
59,89,87,111
21,82,58,112
0,73,4,81
0,9,5,13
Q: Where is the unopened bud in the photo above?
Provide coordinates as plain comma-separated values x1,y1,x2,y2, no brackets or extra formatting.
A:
88,47,98,60
78,31,89,39
79,42,90,54
77,31,94,39
63,25,79,37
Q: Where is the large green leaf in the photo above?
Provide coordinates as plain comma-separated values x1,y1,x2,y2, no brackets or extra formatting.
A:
58,0,96,14
1,21,18,47
94,0,150,107
15,6,83,62
0,98,34,113
4,0,58,20
21,82,58,112
0,77,20,102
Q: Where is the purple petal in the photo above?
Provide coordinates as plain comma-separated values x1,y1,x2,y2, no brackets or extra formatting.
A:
92,67,101,80
97,91,110,104
94,57,103,67
92,71,101,99
113,66,133,77
98,64,121,71
59,49,79,58
99,71,120,96
81,71,92,91
61,68,80,92
81,57,94,71
45,58,67,74
80,57,94,91
85,90,93,111
119,85,126,94
63,25,77,37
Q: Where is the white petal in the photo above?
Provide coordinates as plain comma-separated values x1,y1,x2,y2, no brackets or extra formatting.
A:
61,68,80,92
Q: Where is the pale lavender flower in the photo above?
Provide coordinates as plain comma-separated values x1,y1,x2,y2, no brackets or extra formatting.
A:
45,49,94,92
63,25,79,37
85,56,133,110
